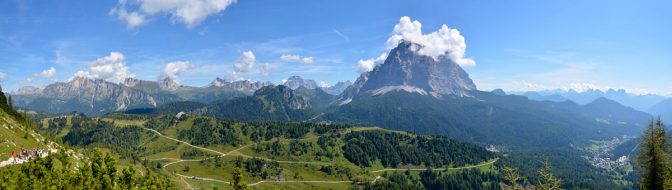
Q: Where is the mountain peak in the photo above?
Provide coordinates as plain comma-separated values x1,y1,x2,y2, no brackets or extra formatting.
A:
210,78,272,92
11,86,42,95
159,77,179,91
283,76,318,90
342,41,476,100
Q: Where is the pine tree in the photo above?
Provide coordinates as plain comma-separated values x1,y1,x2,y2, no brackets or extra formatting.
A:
537,159,563,190
232,167,248,190
7,95,13,111
637,118,669,190
502,166,525,190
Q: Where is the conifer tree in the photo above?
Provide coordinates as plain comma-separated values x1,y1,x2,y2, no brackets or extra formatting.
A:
537,159,563,190
637,118,669,190
502,166,525,190
232,167,248,190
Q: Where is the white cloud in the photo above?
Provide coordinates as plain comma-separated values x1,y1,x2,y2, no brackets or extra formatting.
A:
280,54,314,64
385,16,475,67
25,67,57,83
227,51,255,81
357,16,475,73
226,71,243,81
73,52,135,83
111,0,238,29
110,6,147,30
301,57,314,64
261,64,271,76
234,51,255,72
280,54,300,62
357,53,387,73
318,81,330,88
160,61,191,83
0,72,6,80
35,67,57,78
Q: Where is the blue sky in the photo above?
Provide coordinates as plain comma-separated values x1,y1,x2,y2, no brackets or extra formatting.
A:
1,0,671,95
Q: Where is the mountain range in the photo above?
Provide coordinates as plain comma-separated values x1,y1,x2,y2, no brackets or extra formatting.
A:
11,76,350,116
518,88,668,111
9,41,656,150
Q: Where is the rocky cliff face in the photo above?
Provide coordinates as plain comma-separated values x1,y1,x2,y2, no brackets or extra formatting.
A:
11,86,41,95
283,76,318,90
159,77,179,91
342,41,477,101
13,77,176,115
322,81,352,95
210,78,272,93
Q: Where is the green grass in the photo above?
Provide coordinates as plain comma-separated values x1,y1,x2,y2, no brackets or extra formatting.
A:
0,111,42,161
62,116,499,190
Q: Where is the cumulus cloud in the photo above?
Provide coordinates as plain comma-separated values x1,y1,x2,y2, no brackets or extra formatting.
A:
160,61,191,83
25,67,57,83
261,64,271,76
110,6,147,29
0,72,6,80
35,67,57,78
357,53,387,73
73,52,135,83
111,0,238,29
227,51,256,81
234,51,256,72
386,16,475,67
280,54,314,64
357,16,475,73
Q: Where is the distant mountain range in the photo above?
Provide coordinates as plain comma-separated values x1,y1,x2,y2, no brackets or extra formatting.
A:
8,40,656,151
11,75,351,116
324,41,651,148
515,88,670,119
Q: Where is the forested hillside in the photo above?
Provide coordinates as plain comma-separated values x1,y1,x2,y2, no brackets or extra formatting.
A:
31,113,501,189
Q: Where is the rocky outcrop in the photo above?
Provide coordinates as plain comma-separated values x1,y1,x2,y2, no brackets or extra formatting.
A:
342,41,477,101
322,81,352,95
283,76,318,90
210,78,272,93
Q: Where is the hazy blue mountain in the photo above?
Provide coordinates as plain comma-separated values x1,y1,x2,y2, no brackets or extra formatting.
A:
581,97,653,126
322,80,352,95
521,88,667,111
491,89,507,96
293,86,338,110
328,90,648,149
522,91,569,102
324,41,649,149
648,98,672,122
283,76,319,90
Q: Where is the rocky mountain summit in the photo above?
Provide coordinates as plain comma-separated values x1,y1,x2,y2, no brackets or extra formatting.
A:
11,77,176,115
342,41,477,101
283,76,319,90
210,78,272,93
322,81,352,95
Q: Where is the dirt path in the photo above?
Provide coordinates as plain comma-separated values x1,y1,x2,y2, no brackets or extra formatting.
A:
138,127,226,156
248,180,353,186
371,158,498,173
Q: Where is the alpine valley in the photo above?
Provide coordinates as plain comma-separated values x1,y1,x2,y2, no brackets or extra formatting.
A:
2,2,670,188
1,41,657,189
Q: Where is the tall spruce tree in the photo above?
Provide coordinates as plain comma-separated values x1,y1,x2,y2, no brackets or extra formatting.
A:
537,159,563,190
637,118,669,190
